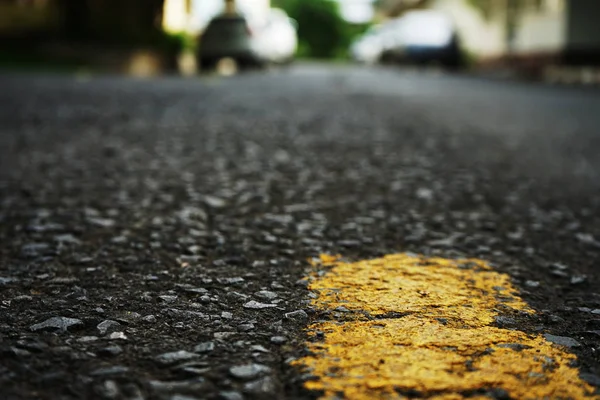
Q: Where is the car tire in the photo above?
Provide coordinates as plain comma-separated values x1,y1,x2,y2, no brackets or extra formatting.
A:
199,57,217,72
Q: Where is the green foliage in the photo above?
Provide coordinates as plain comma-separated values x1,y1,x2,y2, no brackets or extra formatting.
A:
158,31,196,54
273,0,370,59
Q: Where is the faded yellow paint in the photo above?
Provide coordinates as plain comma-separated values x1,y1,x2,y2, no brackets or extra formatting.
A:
294,254,597,399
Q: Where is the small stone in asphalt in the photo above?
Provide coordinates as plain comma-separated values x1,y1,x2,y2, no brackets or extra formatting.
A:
5,346,30,357
96,380,119,399
486,388,510,400
271,282,285,289
229,364,271,380
98,345,123,357
149,378,208,394
580,373,600,387
111,236,128,244
494,316,517,327
214,332,236,340
30,316,83,332
497,343,533,351
219,391,244,400
552,262,569,270
13,295,33,302
238,323,255,331
87,217,116,228
243,301,277,309
295,279,309,288
576,233,597,245
255,290,278,300
194,342,215,353
158,295,178,303
570,275,587,285
284,310,308,320
142,315,157,323
77,336,99,342
53,234,81,244
21,243,50,257
525,280,540,288
250,345,269,353
204,195,226,208
543,334,581,348
155,350,199,365
90,366,130,376
0,277,16,285
108,332,127,340
416,187,434,200
217,277,245,285
270,336,286,344
549,315,565,323
97,320,121,335
243,376,276,394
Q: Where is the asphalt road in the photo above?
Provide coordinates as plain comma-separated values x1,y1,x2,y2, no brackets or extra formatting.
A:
1,64,600,399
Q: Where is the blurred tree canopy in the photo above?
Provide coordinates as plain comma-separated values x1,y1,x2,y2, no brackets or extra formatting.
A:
273,0,369,59
57,0,167,45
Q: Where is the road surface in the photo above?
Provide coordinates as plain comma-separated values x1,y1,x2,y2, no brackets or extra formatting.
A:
1,65,600,399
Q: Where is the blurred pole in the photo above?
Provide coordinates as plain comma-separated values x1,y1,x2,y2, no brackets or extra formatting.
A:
181,0,197,76
185,0,192,31
505,0,518,58
225,0,237,15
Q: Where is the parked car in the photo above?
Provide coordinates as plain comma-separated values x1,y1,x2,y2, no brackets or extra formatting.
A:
351,10,462,69
251,8,297,65
198,9,297,71
351,24,398,65
198,13,259,70
398,10,462,68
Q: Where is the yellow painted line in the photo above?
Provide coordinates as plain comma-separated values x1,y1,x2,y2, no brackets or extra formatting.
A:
294,254,597,399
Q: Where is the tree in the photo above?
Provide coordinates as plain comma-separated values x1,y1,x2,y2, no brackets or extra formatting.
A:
58,0,91,40
57,0,166,44
274,0,351,59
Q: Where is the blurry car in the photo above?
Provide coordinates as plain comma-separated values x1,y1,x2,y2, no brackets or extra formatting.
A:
198,9,297,70
351,20,406,65
251,8,297,65
198,13,260,70
351,10,462,69
351,26,390,65
399,10,462,68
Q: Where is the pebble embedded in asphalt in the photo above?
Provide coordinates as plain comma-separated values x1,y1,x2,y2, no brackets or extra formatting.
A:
97,320,121,335
155,350,200,365
543,334,581,348
243,301,278,309
270,336,287,345
284,310,309,320
30,317,83,332
229,364,271,380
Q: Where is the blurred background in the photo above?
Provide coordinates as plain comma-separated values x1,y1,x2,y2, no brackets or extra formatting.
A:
0,0,599,82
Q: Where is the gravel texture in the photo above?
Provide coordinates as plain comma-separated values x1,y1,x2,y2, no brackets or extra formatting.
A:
1,65,600,398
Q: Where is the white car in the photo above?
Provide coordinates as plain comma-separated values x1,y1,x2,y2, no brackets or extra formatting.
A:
351,10,462,68
198,8,297,70
251,8,298,64
351,29,384,64
351,22,404,64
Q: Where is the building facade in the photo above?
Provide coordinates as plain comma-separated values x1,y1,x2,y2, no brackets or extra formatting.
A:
376,0,600,73
428,0,600,71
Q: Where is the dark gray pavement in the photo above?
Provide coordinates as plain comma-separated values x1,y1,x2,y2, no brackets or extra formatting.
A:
1,65,600,399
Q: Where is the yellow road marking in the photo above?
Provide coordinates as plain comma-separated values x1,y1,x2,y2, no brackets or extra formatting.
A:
294,254,597,399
